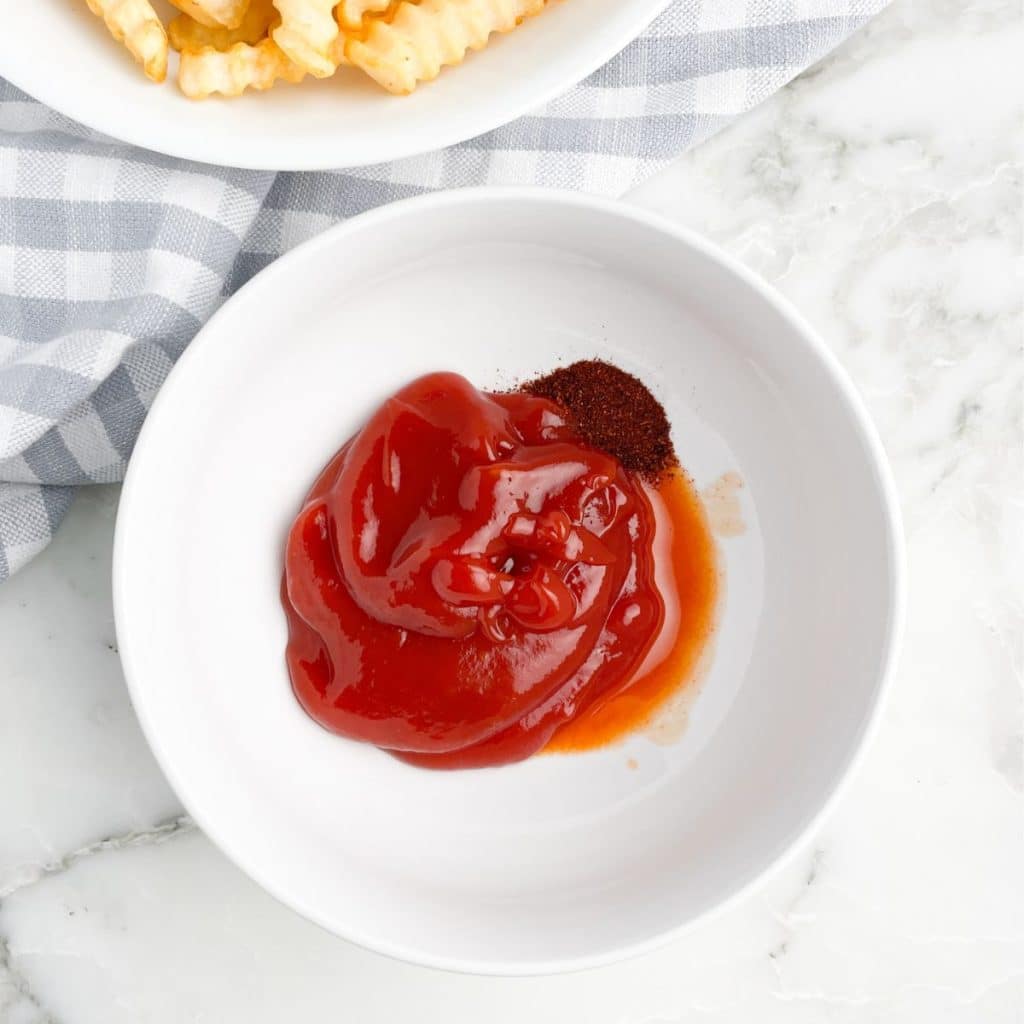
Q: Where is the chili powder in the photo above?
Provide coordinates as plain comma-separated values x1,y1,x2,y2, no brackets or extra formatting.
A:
520,360,678,483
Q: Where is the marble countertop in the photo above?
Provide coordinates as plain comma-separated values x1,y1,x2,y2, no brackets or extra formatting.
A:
1,0,1021,1019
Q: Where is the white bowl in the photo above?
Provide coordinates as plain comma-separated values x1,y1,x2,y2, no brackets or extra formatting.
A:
2,0,670,169
114,188,904,974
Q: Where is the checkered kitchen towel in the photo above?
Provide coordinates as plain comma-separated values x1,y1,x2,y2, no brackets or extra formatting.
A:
0,0,887,580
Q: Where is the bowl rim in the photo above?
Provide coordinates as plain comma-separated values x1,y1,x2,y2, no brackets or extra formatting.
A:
113,186,907,976
2,0,674,170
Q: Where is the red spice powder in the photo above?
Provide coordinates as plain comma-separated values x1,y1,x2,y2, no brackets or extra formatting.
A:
520,360,678,483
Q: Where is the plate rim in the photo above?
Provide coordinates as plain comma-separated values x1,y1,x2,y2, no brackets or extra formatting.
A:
113,186,907,974
2,0,674,170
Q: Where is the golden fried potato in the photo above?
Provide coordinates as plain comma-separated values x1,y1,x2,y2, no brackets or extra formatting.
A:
168,0,276,51
85,0,169,82
178,37,306,96
336,0,392,31
167,0,251,29
272,0,341,77
346,0,545,94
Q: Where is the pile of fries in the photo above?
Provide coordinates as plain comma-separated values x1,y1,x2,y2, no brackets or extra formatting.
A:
85,0,547,97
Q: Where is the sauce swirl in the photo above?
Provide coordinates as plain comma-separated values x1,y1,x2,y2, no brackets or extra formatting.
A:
282,371,716,768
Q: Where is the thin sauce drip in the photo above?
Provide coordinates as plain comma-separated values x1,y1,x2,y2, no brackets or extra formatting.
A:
546,470,717,752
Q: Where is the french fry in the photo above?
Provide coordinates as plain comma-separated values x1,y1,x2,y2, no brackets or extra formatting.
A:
178,37,306,96
85,0,169,82
346,0,545,94
272,0,341,77
167,0,251,29
168,0,277,51
84,0,549,96
336,0,392,31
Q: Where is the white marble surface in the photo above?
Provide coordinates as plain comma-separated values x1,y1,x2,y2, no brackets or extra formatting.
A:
2,0,1022,1019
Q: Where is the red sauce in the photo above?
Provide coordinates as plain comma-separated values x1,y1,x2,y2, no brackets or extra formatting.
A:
282,371,717,769
546,471,717,752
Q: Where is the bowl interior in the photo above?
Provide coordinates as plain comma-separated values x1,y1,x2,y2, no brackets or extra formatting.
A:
114,191,900,973
5,0,668,168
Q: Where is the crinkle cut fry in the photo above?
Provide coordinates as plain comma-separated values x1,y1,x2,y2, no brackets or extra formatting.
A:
345,0,546,94
178,37,307,96
336,0,393,31
272,0,341,77
169,0,277,50
85,0,169,82
168,0,251,29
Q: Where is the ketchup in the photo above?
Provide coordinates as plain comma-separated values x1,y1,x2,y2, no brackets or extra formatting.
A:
282,372,714,769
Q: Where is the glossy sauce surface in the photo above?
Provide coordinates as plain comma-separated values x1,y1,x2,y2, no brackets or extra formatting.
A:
282,372,716,768
545,471,718,752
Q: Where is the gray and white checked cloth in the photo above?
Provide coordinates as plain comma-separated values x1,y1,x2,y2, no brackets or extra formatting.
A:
0,0,887,581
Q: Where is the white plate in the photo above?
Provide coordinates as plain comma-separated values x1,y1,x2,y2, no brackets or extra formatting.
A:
1,0,670,169
114,189,905,974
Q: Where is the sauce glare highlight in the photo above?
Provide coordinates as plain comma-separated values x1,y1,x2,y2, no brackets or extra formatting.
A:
282,368,717,769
